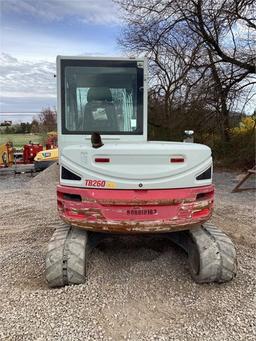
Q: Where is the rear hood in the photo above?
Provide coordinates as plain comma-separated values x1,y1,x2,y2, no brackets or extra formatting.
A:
61,142,211,181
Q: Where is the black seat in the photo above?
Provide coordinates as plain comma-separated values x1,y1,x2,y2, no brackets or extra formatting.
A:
83,87,118,132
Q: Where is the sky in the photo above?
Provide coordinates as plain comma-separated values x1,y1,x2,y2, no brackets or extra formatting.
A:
0,1,255,124
0,0,123,122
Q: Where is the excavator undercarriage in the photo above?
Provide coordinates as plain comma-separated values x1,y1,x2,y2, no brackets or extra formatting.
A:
46,222,236,287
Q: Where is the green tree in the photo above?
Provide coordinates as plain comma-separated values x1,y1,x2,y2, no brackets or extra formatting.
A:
31,119,40,133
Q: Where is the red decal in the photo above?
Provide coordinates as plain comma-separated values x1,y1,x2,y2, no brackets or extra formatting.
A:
85,180,106,187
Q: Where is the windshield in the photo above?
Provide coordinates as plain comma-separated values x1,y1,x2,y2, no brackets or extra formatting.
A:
61,60,144,135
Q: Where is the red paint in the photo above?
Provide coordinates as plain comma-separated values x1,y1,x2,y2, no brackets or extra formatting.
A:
57,185,214,233
23,143,43,164
192,208,210,218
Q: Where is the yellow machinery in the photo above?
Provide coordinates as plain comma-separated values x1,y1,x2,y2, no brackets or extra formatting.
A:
0,143,14,167
34,148,58,171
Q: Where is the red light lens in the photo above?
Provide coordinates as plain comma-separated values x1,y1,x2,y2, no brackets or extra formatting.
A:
95,158,110,163
170,158,184,163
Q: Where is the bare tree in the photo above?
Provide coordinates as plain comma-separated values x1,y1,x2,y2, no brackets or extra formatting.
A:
118,0,255,71
39,107,57,133
116,0,256,141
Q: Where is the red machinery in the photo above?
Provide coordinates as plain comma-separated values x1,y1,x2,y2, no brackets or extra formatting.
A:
23,143,43,164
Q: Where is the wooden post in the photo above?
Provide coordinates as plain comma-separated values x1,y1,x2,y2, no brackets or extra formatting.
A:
232,165,256,193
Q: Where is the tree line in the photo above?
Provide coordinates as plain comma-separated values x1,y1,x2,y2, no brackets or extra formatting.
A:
0,108,57,134
116,0,256,143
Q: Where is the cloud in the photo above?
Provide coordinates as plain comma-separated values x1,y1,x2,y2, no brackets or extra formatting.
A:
0,53,57,115
0,53,18,63
0,51,120,113
0,1,123,116
0,96,56,114
2,24,113,62
2,0,121,25
0,53,56,99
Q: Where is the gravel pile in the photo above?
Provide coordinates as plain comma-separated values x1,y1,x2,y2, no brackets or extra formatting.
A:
0,173,32,191
0,166,255,340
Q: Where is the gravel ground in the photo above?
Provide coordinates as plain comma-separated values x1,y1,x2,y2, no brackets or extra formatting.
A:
0,164,255,340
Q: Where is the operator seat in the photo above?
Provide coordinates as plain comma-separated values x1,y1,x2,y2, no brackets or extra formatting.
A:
83,87,118,132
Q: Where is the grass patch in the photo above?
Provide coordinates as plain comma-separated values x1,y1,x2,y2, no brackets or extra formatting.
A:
0,134,44,148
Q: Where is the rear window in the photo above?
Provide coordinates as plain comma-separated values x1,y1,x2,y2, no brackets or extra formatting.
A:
61,60,144,135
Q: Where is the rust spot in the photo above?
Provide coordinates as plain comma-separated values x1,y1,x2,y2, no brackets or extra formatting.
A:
59,213,212,234
91,198,194,206
58,188,214,234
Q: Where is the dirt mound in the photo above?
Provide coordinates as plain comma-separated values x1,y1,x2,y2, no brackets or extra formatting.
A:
30,162,59,188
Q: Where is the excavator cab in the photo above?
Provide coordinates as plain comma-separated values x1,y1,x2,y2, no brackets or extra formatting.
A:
59,58,145,139
45,56,237,287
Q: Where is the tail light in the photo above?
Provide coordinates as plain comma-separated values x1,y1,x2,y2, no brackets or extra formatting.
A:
170,157,184,163
95,158,110,163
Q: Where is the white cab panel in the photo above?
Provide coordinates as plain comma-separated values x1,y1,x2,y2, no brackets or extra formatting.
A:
60,141,212,189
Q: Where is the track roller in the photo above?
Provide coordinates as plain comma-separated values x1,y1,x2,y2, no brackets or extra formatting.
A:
45,224,88,288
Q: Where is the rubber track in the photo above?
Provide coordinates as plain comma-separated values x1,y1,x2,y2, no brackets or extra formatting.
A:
45,224,88,288
188,222,237,283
